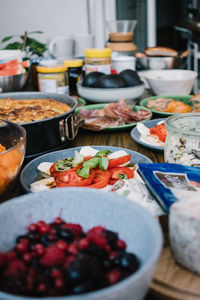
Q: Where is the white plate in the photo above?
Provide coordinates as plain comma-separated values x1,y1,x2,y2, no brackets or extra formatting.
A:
77,82,145,103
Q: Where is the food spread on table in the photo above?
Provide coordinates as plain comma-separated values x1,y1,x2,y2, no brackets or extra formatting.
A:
136,120,166,148
77,99,151,131
1,33,200,300
30,146,135,192
0,98,71,123
146,95,200,113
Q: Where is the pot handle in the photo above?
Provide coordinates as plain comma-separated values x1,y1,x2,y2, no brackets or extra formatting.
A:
59,113,84,141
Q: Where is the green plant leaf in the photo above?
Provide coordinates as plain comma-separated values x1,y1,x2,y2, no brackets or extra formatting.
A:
3,42,22,50
29,31,43,34
1,36,14,43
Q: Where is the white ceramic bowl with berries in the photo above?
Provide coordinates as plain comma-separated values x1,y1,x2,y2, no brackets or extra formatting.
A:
0,188,162,300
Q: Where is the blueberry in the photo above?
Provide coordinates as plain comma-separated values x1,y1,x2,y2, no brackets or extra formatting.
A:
40,233,58,246
16,235,27,244
66,259,89,283
120,253,140,270
105,230,118,246
28,231,40,241
59,228,74,241
70,280,95,294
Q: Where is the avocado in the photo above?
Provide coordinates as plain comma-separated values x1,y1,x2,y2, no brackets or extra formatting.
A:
82,71,105,88
120,69,143,87
94,74,127,88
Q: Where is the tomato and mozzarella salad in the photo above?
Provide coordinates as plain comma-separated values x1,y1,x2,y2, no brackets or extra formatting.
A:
136,120,167,147
30,147,135,192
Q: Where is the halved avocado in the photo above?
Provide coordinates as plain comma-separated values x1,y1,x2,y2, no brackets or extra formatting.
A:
94,74,127,88
82,71,105,87
120,69,143,87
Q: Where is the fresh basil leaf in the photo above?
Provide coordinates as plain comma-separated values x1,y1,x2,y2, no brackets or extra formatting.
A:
99,157,109,171
95,150,112,158
82,157,100,168
118,173,128,180
77,165,90,178
55,158,73,171
72,151,84,167
77,157,100,178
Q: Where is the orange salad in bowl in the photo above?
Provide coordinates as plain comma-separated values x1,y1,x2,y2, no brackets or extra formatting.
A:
0,121,26,195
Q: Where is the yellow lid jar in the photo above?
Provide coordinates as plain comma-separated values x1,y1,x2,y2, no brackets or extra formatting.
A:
36,65,69,94
64,59,83,94
85,48,112,75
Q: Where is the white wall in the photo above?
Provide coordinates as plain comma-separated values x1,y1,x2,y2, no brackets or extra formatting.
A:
0,0,89,47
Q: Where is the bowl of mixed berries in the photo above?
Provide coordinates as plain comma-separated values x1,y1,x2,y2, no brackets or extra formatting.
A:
0,188,162,300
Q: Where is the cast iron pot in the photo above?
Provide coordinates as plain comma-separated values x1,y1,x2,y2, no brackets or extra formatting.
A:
0,92,82,159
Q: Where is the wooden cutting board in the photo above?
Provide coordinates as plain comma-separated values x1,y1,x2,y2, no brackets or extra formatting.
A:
150,216,200,300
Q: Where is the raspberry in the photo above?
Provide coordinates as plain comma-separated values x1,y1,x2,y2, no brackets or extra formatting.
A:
68,243,78,255
63,223,83,237
116,239,126,251
23,253,33,263
4,259,26,277
54,277,64,290
107,268,121,284
56,240,68,251
4,251,17,262
40,244,66,267
33,244,46,256
53,217,64,225
38,224,50,234
78,238,90,250
87,226,105,236
15,238,29,253
63,255,76,268
51,268,62,278
37,283,46,292
28,223,38,232
87,229,107,249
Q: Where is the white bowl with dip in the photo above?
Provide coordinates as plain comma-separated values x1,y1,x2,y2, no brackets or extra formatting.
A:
142,69,197,96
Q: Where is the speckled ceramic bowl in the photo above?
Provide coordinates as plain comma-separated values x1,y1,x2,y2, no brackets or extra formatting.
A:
0,188,162,300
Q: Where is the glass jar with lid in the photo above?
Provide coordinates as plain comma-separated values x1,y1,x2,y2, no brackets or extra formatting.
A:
85,48,112,75
36,65,69,94
164,113,200,167
64,59,83,94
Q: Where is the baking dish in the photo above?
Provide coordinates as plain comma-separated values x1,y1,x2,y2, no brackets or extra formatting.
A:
0,92,82,158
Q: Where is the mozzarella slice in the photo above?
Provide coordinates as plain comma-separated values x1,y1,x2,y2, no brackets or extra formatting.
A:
37,162,53,176
108,150,130,166
136,123,150,136
30,177,55,192
79,146,98,157
108,150,128,160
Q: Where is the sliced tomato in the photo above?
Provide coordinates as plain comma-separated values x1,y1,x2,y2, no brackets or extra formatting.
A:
50,161,81,176
108,154,131,169
54,169,95,187
89,169,111,189
150,123,166,143
109,167,134,185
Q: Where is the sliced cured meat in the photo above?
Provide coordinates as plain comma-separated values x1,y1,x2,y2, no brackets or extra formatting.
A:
82,117,123,131
77,99,151,130
146,97,173,111
78,109,104,118
105,99,151,122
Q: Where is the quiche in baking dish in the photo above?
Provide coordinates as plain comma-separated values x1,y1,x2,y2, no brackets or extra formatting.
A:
0,98,71,124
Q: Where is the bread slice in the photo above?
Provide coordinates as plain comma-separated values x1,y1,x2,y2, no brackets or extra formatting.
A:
144,47,178,57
